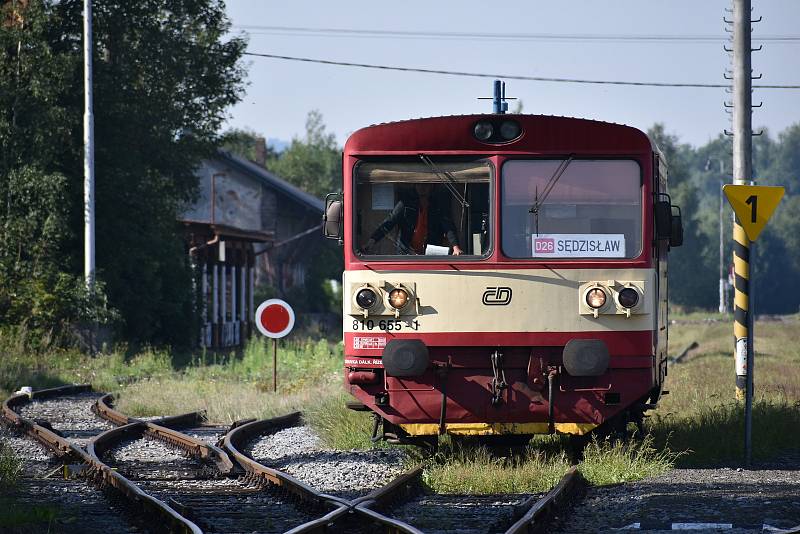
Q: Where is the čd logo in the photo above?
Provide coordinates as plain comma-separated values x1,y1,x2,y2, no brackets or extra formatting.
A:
482,286,512,306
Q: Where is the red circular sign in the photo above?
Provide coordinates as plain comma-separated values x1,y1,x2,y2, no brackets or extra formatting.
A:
255,299,295,338
261,304,290,333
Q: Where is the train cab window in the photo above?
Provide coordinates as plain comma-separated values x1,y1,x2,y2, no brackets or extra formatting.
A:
501,159,642,259
354,160,492,258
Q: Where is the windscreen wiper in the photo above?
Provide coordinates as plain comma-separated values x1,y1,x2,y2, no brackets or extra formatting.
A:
418,154,470,208
529,155,574,235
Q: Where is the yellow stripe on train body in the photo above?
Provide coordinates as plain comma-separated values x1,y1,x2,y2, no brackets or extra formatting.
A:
398,422,598,436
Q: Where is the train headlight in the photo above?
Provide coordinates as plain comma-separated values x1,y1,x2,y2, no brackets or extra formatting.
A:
585,288,607,309
618,287,639,308
473,121,494,141
355,288,378,309
499,120,521,140
388,288,409,309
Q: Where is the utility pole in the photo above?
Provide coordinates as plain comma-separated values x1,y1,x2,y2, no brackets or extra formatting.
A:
729,0,754,404
719,179,726,314
84,0,95,291
728,0,762,466
707,158,728,314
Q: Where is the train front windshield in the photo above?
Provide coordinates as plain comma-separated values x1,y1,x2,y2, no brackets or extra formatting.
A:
354,160,492,257
501,159,642,259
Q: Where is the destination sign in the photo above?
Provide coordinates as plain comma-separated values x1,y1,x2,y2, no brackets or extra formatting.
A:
532,234,626,258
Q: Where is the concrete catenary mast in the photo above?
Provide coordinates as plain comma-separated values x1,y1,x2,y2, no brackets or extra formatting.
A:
729,0,756,402
84,0,95,291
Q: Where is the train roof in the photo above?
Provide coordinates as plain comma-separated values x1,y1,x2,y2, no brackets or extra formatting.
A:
345,114,656,155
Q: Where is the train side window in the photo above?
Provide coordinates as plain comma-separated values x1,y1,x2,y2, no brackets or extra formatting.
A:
354,160,492,258
501,159,642,259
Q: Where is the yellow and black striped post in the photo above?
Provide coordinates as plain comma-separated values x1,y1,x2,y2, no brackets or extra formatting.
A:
733,217,750,400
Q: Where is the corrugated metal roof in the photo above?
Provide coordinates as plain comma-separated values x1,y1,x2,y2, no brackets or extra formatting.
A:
215,150,325,214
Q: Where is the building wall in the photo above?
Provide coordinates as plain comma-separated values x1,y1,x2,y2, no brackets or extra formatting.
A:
185,156,328,328
184,160,266,233
256,190,323,294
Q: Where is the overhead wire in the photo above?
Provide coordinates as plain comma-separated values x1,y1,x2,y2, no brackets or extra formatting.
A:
242,52,800,90
233,25,800,44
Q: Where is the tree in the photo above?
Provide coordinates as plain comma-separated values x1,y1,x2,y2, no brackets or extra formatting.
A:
1,2,86,344
267,110,342,197
649,124,717,308
647,123,800,314
765,124,800,194
220,127,277,164
0,0,247,346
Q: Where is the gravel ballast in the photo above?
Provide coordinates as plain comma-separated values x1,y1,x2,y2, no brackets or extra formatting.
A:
391,493,536,534
245,425,408,498
553,463,800,533
16,391,115,446
245,425,552,532
100,427,322,532
2,393,140,533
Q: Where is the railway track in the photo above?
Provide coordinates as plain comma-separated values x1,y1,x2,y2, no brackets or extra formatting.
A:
93,394,327,533
2,384,584,533
228,417,585,533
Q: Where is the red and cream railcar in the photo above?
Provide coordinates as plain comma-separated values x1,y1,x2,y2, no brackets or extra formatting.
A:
324,113,682,443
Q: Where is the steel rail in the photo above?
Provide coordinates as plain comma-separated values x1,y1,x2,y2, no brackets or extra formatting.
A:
285,466,425,534
503,465,585,534
94,394,235,475
93,392,205,428
347,506,426,534
222,412,334,506
224,413,425,533
97,397,358,531
97,398,354,532
1,385,203,534
96,396,427,532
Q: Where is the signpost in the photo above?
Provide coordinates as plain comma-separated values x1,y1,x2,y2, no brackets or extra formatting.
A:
255,299,296,392
723,184,784,465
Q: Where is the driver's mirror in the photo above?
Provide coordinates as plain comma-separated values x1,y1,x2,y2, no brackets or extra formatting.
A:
654,200,672,240
670,206,683,247
323,194,343,242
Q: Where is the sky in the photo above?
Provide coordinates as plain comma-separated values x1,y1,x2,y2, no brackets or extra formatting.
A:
223,1,800,149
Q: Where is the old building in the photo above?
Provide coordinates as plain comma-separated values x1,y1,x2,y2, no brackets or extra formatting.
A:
181,150,326,349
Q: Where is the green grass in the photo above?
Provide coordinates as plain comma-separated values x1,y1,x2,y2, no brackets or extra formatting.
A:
423,437,572,494
114,339,344,424
0,331,345,425
650,313,800,466
303,391,382,449
422,432,678,494
0,440,21,492
0,441,60,532
669,308,733,322
579,434,679,485
0,498,60,532
650,400,800,466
